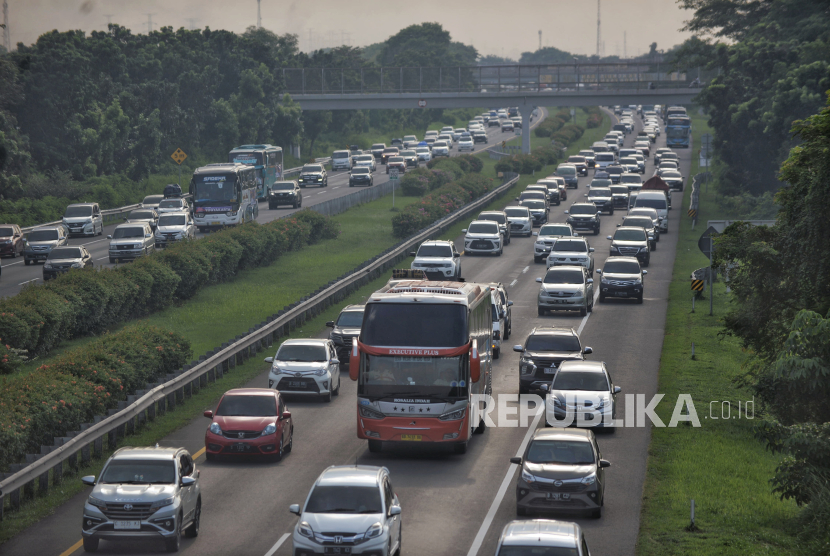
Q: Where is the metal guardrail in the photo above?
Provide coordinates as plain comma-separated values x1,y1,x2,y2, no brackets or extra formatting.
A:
688,172,706,225
0,170,519,517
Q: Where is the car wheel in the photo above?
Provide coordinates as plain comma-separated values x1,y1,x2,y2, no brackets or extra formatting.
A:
350,183,354,187
637,294,644,304
587,299,593,313
609,207,614,215
184,498,201,538
580,305,587,317
474,416,486,434
205,452,216,462
334,375,341,396
165,514,182,552
497,246,503,256
368,440,383,453
285,427,294,453
323,388,332,403
591,506,603,519
493,348,500,360
594,228,600,235
599,294,606,303
534,256,542,264
83,537,99,552
272,438,283,463
25,259,31,266
537,306,545,316
293,201,298,208
9,250,15,258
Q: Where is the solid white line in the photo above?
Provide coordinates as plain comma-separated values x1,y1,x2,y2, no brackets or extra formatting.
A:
264,533,291,556
575,290,601,336
18,278,38,286
96,256,109,261
332,186,340,189
522,266,529,274
466,409,544,556
4,260,23,266
82,238,109,246
509,279,518,287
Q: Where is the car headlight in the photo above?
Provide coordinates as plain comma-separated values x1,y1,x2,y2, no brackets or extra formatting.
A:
298,521,314,539
439,407,466,421
639,247,648,252
87,496,107,509
610,246,619,252
262,423,277,436
362,522,383,541
359,405,385,420
520,359,535,375
155,230,163,237
314,368,328,376
521,469,536,483
71,262,84,269
581,474,597,486
43,262,52,269
150,497,175,509
209,422,222,435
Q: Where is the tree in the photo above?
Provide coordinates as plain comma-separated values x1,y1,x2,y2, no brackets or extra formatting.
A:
301,111,331,159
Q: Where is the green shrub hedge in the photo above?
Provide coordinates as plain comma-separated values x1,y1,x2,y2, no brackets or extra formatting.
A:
0,210,340,366
0,323,191,472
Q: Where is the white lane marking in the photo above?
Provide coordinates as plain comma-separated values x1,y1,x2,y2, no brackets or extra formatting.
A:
332,186,340,189
576,290,602,336
4,260,23,266
317,192,326,195
19,278,38,286
466,409,544,556
264,533,291,556
96,256,109,261
509,279,517,287
522,266,529,274
82,238,110,246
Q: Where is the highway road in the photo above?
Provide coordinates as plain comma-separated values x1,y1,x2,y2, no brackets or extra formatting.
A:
0,112,544,299
1,110,688,556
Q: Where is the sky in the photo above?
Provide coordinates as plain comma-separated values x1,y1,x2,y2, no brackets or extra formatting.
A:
5,0,694,59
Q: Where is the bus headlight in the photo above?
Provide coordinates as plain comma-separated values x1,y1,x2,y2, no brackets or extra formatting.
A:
439,407,466,421
359,406,385,420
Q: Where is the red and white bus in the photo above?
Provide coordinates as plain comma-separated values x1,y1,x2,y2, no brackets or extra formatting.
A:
349,280,493,454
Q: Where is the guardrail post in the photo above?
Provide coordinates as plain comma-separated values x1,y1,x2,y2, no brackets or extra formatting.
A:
53,460,63,485
216,363,224,379
108,429,117,450
168,391,177,411
38,471,49,495
93,436,103,459
0,493,4,520
82,443,91,465
9,488,19,511
68,450,77,472
148,401,157,421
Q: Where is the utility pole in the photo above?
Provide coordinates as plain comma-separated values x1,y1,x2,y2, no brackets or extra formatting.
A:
308,29,313,52
596,0,601,58
185,18,198,30
103,14,114,27
3,1,10,53
538,30,542,51
144,13,156,34
256,0,261,29
623,30,627,60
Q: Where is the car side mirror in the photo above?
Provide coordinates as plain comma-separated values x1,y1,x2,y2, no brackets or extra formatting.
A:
453,252,460,258
81,475,96,486
507,301,513,307
599,459,612,468
540,383,549,391
584,193,588,197
596,269,602,274
589,248,595,253
642,270,648,275
510,456,522,465
203,410,213,418
265,357,274,363
583,347,593,355
281,411,292,421
107,235,112,239
532,232,538,237
325,321,335,328
512,345,524,353
181,476,196,487
389,505,402,517
331,358,340,365
145,233,152,239
536,277,542,283
289,504,301,515
515,197,520,201
587,278,593,284
409,251,416,257
564,210,569,214
606,235,613,240
461,229,467,233
614,386,622,394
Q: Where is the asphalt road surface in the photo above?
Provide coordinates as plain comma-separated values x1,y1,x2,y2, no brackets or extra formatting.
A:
0,112,544,299
2,110,690,556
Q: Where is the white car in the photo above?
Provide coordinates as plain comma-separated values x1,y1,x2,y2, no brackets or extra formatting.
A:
452,128,466,141
409,240,461,280
546,237,595,272
354,154,377,172
424,130,439,139
544,360,619,429
495,520,591,556
266,339,341,402
536,265,594,316
504,206,533,237
437,133,454,148
414,146,431,162
156,197,189,214
402,135,418,149
154,211,195,247
440,126,454,134
462,220,503,256
533,223,577,263
431,141,450,157
457,136,475,152
628,207,665,234
290,466,402,556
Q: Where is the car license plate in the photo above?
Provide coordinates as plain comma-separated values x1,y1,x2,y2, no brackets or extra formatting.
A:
400,434,422,441
210,221,221,226
114,521,141,530
324,548,352,554
231,443,249,452
615,291,628,297
546,492,571,500
544,368,557,374
289,381,305,388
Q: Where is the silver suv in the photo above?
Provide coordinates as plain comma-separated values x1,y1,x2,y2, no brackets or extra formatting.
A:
290,465,402,556
108,222,155,263
81,446,201,553
409,240,461,279
155,211,196,248
463,220,503,256
496,519,592,555
63,203,103,237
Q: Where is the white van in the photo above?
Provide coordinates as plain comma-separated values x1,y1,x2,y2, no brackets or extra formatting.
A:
331,150,351,170
634,191,669,232
591,141,610,154
595,152,616,169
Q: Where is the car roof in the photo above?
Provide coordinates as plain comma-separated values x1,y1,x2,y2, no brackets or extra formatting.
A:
605,255,642,264
532,427,593,441
317,465,385,487
115,222,148,228
341,304,365,312
67,203,96,207
420,240,453,246
111,446,183,460
279,339,329,347
558,360,606,373
529,326,577,337
570,202,597,208
479,211,506,216
158,210,190,217
222,388,277,396
31,226,64,232
500,519,580,549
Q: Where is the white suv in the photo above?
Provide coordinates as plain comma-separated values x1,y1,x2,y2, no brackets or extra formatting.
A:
266,339,341,402
463,220,503,256
546,237,595,272
290,466,402,556
496,520,591,555
410,240,461,279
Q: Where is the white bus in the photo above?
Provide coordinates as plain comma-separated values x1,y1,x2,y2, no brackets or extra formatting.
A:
190,163,258,233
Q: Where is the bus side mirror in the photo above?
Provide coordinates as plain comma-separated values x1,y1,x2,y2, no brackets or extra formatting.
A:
470,339,481,383
349,337,360,381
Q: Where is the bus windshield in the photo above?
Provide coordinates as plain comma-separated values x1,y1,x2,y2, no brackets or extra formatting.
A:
362,355,467,398
193,174,237,203
229,152,263,165
362,303,467,347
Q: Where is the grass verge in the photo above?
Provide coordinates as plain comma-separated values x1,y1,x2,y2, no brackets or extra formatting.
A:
635,110,800,555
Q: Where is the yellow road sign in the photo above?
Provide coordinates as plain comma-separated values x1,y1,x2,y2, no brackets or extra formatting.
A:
171,148,188,165
691,279,705,291
688,208,697,218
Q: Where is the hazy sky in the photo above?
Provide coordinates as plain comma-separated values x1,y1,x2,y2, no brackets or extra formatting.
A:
6,0,694,59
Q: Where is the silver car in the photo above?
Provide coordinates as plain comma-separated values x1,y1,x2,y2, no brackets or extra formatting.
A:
81,446,201,553
290,466,402,556
504,206,533,237
533,223,577,263
546,238,595,273
63,203,104,237
463,220,503,256
23,226,68,265
543,360,620,430
156,198,190,214
108,222,155,263
155,211,196,248
536,265,594,316
266,339,341,402
496,520,592,555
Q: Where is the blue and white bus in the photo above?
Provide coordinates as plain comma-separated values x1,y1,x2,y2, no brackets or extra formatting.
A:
190,163,258,233
228,144,283,200
666,115,691,148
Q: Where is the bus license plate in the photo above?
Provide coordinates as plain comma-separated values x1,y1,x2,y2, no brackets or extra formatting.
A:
400,434,422,441
114,521,141,530
210,221,221,226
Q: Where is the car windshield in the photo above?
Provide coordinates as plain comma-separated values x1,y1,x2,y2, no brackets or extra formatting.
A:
356,155,373,162
468,223,498,234
403,136,416,141
142,195,164,205
129,210,154,220
479,213,506,224
525,334,581,352
416,148,429,153
332,151,349,159
276,344,328,362
383,148,398,154
524,201,545,210
623,218,653,229
389,157,404,163
215,395,277,417
352,167,370,174
587,188,611,198
635,198,667,210
553,371,609,391
401,151,416,157
544,269,584,284
604,260,642,274
434,142,447,147
557,166,576,176
568,157,585,163
417,245,452,257
158,215,186,227
273,182,295,190
504,208,530,217
552,240,587,253
49,247,82,258
158,200,182,208
304,485,383,514
337,311,364,327
371,144,385,150
615,229,647,241
64,206,92,217
303,165,323,173
0,228,13,237
610,186,629,195
526,439,595,465
590,179,612,188
539,225,571,237
663,171,681,178
620,158,637,165
28,229,59,241
569,205,596,216
112,227,146,239
100,460,176,485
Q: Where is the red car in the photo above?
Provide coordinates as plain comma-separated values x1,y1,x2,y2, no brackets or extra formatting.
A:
203,388,293,462
0,224,24,258
386,156,407,175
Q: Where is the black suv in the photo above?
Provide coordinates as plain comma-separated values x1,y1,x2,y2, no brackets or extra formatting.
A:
513,327,593,394
349,167,374,187
607,226,650,267
565,203,601,235
298,164,328,188
610,185,630,208
268,181,302,209
596,256,647,303
43,246,93,280
585,187,614,214
477,211,511,245
326,304,365,363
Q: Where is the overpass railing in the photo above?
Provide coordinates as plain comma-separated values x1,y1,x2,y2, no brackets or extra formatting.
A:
281,63,696,95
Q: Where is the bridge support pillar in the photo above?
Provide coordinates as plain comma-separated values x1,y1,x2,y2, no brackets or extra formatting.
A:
521,108,531,154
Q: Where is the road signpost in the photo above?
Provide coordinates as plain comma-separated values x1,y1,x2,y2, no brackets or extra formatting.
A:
171,148,188,188
390,168,399,207
698,226,719,315
417,99,426,108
